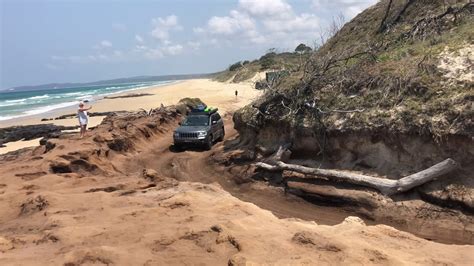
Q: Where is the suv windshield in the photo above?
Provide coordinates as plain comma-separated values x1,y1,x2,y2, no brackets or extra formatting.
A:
182,115,209,126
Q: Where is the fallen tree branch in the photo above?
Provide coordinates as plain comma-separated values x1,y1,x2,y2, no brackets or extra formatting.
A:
316,107,365,114
255,158,459,196
267,144,292,163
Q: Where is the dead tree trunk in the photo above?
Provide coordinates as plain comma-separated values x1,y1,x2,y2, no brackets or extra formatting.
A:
378,0,394,33
255,158,459,196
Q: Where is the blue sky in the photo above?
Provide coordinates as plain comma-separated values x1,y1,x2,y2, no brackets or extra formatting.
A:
1,0,377,89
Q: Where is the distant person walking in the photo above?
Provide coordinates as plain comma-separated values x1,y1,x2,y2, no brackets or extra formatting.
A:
235,89,238,99
78,102,92,138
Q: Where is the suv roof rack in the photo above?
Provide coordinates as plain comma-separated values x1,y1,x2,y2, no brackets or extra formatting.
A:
189,108,218,115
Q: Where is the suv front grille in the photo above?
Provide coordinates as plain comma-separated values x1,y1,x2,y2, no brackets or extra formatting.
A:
179,132,199,139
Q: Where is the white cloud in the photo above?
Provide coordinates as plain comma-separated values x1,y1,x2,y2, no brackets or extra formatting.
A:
135,34,144,43
263,13,320,33
187,41,201,50
195,0,323,47
93,40,113,50
311,0,377,19
207,10,256,35
193,27,205,34
239,0,292,18
112,23,127,32
162,44,183,55
100,40,112,48
153,15,180,27
51,52,116,64
135,45,148,51
132,43,185,60
98,54,108,61
145,48,164,60
150,15,182,42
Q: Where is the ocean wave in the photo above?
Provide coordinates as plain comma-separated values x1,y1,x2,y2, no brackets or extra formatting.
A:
98,83,165,98
75,94,94,100
0,101,27,107
24,101,78,116
104,86,122,90
5,98,26,103
63,92,83,96
28,94,49,100
0,114,20,121
0,101,78,121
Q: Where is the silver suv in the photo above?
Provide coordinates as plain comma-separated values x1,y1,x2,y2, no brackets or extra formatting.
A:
173,108,225,150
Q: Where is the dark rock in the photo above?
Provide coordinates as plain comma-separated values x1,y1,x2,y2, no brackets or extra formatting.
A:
54,113,76,120
50,161,72,173
39,138,48,146
0,124,77,146
107,137,133,152
44,141,56,153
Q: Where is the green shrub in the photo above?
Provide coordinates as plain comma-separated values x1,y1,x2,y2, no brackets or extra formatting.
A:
229,61,243,71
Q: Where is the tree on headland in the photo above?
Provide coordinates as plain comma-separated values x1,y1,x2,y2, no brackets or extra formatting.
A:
259,50,277,70
295,43,312,54
229,61,243,71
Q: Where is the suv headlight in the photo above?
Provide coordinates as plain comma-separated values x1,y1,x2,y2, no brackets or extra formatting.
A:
197,131,207,138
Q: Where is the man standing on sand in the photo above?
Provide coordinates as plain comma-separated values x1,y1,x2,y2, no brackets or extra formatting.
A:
78,102,92,138
235,89,238,99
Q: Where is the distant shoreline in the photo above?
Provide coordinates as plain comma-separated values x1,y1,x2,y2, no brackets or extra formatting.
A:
0,80,180,124
3,73,212,92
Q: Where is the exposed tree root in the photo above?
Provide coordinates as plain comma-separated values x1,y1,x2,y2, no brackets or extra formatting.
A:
256,158,459,196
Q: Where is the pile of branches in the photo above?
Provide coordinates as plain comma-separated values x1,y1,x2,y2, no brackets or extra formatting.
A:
400,2,473,40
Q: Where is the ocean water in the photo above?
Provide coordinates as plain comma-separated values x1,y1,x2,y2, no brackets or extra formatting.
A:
0,81,174,122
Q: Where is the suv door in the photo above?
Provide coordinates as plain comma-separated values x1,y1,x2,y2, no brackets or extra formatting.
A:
211,113,224,140
210,113,219,140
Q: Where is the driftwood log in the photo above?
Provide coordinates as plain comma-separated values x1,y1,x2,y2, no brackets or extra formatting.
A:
255,159,459,196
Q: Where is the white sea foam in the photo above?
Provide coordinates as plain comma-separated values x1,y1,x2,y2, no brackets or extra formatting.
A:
5,98,26,103
0,101,79,121
24,101,78,116
63,92,83,96
0,101,26,107
75,94,94,100
104,86,121,90
28,94,49,100
0,115,20,121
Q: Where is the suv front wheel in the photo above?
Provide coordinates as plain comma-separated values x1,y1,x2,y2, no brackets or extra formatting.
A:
205,134,213,150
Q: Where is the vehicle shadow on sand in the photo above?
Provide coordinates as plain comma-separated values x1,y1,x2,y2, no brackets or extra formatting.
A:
168,144,208,153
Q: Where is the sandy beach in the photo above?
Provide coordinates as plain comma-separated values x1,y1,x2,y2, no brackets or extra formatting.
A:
0,79,260,154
